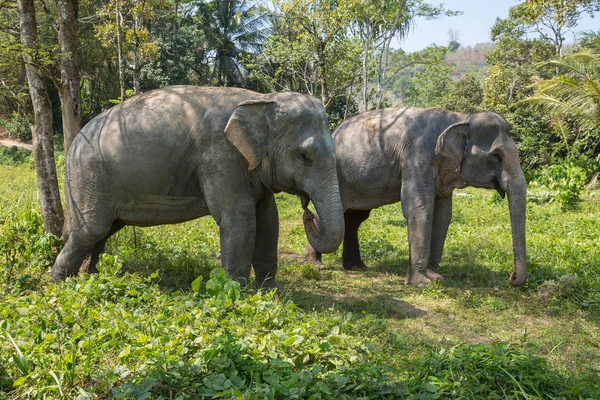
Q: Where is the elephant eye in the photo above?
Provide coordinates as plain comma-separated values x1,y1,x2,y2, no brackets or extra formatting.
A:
490,151,503,163
297,151,312,165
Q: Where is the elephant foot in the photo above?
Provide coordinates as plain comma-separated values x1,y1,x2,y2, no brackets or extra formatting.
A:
50,267,77,282
405,271,431,286
304,251,322,266
255,278,282,294
343,262,368,271
426,269,444,281
305,256,326,270
85,265,99,274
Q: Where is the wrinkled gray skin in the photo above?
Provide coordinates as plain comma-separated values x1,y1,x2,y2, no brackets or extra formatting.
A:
51,86,345,289
306,107,527,286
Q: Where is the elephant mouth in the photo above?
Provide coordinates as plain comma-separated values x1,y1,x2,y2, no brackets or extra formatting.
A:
493,178,506,198
299,192,321,239
299,192,311,210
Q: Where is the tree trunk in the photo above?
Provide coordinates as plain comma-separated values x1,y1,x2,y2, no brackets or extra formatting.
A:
55,0,81,152
317,42,328,106
17,0,65,236
360,25,371,113
320,70,328,106
55,0,80,236
376,8,403,110
132,0,142,95
132,49,141,95
116,0,127,101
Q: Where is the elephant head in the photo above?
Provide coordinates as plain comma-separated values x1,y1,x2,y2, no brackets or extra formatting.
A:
436,112,527,286
224,93,344,254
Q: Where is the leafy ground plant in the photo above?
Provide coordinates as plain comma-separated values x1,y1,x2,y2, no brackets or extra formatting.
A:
535,163,588,210
1,164,600,398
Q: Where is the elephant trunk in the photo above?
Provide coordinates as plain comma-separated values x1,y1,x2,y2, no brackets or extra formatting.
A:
302,178,344,254
503,165,528,286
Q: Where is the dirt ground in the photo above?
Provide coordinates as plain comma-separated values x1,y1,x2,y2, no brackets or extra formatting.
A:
0,127,32,150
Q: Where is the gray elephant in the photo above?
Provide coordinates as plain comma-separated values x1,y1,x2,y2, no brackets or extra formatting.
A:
306,107,527,286
51,86,344,289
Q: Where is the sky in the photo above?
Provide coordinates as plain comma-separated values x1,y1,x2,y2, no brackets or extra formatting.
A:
399,0,600,53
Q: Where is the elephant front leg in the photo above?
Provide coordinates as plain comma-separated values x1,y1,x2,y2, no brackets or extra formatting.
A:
218,210,256,286
252,194,281,291
428,196,453,281
401,183,435,286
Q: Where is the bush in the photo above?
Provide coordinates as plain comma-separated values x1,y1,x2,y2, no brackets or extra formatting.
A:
0,146,33,167
408,342,598,398
0,112,32,142
0,208,61,295
536,163,588,211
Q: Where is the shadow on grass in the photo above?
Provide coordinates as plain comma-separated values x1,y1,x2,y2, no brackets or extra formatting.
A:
113,247,219,291
288,289,428,320
367,255,512,291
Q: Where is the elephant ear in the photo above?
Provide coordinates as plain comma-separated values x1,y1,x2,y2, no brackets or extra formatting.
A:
434,121,470,197
224,100,277,170
435,121,469,160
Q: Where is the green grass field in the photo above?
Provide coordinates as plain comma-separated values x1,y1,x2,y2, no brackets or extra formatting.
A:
1,160,599,399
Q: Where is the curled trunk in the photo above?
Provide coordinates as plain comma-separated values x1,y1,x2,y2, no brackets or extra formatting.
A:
302,180,344,254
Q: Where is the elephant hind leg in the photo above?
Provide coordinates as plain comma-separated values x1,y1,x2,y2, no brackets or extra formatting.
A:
86,221,126,274
51,235,95,281
50,218,117,282
342,209,371,270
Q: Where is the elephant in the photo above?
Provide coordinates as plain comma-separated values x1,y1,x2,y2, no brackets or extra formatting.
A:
50,86,345,290
305,107,527,286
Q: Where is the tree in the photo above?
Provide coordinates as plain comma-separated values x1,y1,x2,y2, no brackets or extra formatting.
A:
485,12,555,110
266,0,360,106
515,0,600,57
392,45,453,108
17,0,64,235
448,28,461,52
349,0,450,110
520,36,600,159
441,73,483,113
55,0,81,152
0,3,29,119
200,0,270,87
95,0,163,99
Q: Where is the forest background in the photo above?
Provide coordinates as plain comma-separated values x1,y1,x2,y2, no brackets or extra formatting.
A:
2,0,600,188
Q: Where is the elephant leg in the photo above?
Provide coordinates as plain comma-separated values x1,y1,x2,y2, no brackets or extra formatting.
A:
252,194,281,291
342,209,371,270
51,236,94,281
86,221,125,274
51,218,115,281
215,206,256,286
428,196,453,280
401,181,435,286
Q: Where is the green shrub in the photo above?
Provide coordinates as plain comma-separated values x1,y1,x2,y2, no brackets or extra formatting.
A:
0,208,61,295
0,112,32,142
0,146,33,167
537,163,588,211
408,342,598,398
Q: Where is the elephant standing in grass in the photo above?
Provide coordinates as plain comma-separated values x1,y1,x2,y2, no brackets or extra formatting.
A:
51,86,345,290
306,107,528,286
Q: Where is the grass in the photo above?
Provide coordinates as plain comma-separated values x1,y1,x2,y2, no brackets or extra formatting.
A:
1,161,599,399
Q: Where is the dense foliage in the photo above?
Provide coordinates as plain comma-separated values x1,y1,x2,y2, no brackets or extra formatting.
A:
1,163,600,399
2,0,600,175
